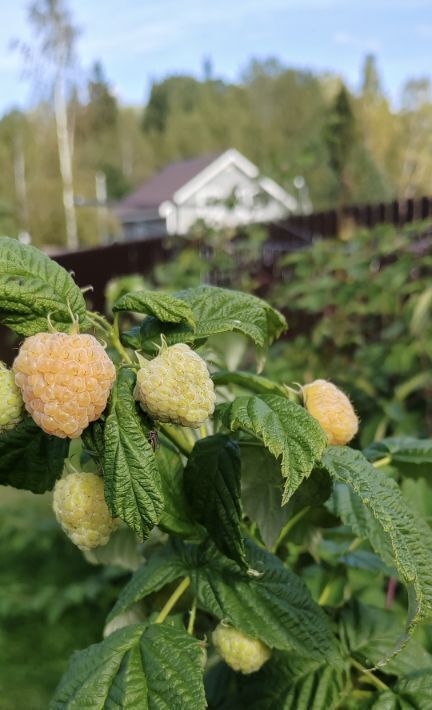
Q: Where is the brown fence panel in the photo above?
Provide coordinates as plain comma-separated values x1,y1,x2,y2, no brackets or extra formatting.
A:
52,237,170,312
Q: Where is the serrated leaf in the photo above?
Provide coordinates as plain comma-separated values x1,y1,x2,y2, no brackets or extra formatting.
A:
81,420,105,462
327,482,394,566
364,437,432,465
103,367,163,539
156,441,203,539
0,417,69,493
323,446,432,662
184,434,246,569
232,652,348,710
84,527,144,571
129,285,286,353
240,443,332,549
240,442,292,548
371,672,432,710
338,600,432,677
50,622,206,709
182,539,340,661
113,290,196,329
107,543,185,622
0,236,87,335
221,394,328,503
212,369,289,397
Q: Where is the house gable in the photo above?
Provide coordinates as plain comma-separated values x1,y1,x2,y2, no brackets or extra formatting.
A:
172,148,296,212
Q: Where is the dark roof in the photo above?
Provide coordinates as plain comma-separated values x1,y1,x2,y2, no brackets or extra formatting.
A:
116,153,221,214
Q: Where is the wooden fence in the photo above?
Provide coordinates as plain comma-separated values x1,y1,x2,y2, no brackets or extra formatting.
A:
0,195,431,363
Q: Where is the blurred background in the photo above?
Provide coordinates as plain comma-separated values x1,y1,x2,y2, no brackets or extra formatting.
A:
1,1,432,706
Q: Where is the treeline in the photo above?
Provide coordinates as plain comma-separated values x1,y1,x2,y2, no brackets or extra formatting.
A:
1,50,432,247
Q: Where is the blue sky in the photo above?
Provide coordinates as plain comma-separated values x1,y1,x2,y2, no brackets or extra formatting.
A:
1,0,431,115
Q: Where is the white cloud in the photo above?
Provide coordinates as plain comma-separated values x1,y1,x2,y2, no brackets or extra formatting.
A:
333,30,381,52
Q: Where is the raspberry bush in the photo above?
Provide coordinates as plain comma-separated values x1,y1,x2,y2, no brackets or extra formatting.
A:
1,236,432,709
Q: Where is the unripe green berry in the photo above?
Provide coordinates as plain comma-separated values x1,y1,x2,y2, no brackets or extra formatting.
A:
212,623,271,674
134,342,215,428
53,472,119,551
0,363,24,433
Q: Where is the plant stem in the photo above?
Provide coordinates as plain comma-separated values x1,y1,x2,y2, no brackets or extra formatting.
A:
372,455,392,468
350,658,390,692
272,506,311,553
112,312,133,365
318,581,333,606
187,597,197,635
348,537,362,552
88,311,133,365
159,423,194,456
155,576,191,624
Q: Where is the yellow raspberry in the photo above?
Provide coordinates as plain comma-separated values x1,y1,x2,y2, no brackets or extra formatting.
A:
53,472,119,550
212,623,271,674
0,363,24,433
13,333,116,439
302,379,359,446
134,343,216,428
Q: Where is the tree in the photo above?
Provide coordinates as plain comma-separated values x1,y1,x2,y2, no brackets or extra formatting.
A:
85,61,118,133
360,54,383,101
20,0,80,249
323,84,357,205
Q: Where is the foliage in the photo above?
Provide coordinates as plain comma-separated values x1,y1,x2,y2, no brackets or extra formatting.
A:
3,36,432,246
266,223,432,444
1,237,432,708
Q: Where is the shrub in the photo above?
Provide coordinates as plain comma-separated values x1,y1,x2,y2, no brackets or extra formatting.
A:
1,236,432,709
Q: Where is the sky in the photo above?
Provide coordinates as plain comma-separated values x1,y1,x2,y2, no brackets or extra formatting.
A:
0,0,432,115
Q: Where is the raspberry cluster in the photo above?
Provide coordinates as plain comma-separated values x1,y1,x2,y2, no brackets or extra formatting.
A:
13,333,116,439
0,363,24,433
212,623,271,674
134,343,216,428
302,379,359,446
53,472,119,550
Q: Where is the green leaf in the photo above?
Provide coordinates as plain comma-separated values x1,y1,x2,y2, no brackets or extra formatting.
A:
113,290,196,329
103,368,163,539
338,600,432,677
220,394,328,503
0,236,87,336
0,417,69,493
84,527,144,572
240,443,332,549
232,652,348,710
364,437,432,465
240,442,292,548
183,540,340,661
322,446,432,661
51,622,206,709
81,420,105,463
371,672,432,709
107,543,185,622
156,441,203,540
131,285,287,353
400,478,432,523
327,482,394,566
184,434,246,569
212,369,289,397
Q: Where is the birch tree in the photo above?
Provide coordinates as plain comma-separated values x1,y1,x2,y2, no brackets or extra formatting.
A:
21,0,80,249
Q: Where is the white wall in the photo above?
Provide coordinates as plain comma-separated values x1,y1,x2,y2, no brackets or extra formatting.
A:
167,164,289,235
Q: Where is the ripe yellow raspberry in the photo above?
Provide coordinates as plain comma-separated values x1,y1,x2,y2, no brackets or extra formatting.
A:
212,623,271,674
134,343,216,428
13,333,116,439
302,379,359,446
0,363,24,433
53,472,119,550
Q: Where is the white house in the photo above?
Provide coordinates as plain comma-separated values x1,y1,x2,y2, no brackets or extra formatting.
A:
115,149,297,240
